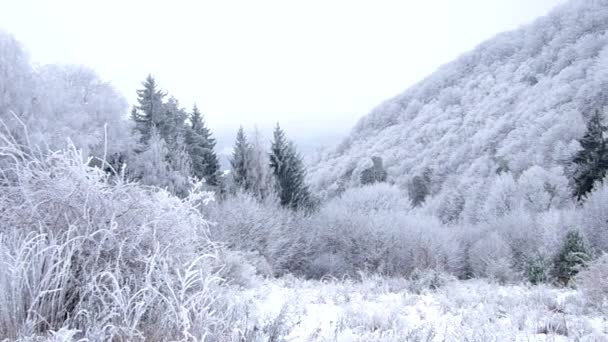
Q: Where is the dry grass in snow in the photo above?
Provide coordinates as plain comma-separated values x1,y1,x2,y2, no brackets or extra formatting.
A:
230,274,608,342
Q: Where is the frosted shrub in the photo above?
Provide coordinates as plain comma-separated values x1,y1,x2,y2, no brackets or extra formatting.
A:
407,269,456,294
303,204,462,278
580,179,608,253
309,252,351,280
205,192,290,257
489,210,541,273
483,173,522,219
517,166,571,212
324,183,411,213
0,132,236,340
218,250,259,288
469,232,515,283
207,185,460,279
578,253,608,311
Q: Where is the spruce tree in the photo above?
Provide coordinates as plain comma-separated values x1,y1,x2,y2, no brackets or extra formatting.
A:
131,75,166,144
186,105,220,187
553,230,591,286
161,96,188,144
269,123,313,210
230,126,251,192
573,110,608,200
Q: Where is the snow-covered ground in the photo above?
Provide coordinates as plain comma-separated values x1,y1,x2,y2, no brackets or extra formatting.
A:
229,275,608,341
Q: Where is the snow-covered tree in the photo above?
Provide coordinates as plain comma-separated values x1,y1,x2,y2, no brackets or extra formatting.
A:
269,123,313,210
248,126,272,199
306,0,608,207
33,65,133,158
572,109,608,200
186,104,220,187
360,156,387,185
581,179,608,253
408,169,431,207
161,96,188,144
131,75,167,145
0,31,33,137
469,232,514,283
130,128,191,196
484,173,522,219
230,126,251,192
0,31,132,160
518,166,571,211
553,230,591,286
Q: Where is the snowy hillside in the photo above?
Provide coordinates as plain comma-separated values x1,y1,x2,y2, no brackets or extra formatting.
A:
309,0,608,206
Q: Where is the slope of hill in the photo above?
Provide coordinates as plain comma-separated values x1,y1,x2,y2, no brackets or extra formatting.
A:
309,0,608,210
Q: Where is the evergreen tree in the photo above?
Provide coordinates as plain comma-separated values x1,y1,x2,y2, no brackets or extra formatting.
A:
128,76,194,196
131,75,167,144
573,110,608,200
230,126,251,191
186,105,220,187
269,123,313,210
161,96,188,144
526,254,551,285
130,128,191,197
553,230,591,286
408,169,432,207
360,156,387,185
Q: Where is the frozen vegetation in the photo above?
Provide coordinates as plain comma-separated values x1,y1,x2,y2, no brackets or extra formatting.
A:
2,0,608,341
308,0,608,218
232,275,608,341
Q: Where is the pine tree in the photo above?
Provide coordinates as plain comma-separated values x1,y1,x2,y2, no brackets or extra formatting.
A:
128,76,195,196
186,105,220,187
553,230,591,286
269,123,313,210
161,96,188,144
230,126,251,191
131,75,166,144
573,110,608,200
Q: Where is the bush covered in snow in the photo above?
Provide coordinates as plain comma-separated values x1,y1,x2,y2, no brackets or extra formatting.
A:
578,253,608,312
208,185,462,279
0,131,241,341
468,231,515,283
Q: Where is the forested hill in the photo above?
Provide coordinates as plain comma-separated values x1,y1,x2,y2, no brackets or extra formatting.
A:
309,0,608,207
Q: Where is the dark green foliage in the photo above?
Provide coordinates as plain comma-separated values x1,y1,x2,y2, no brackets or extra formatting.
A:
360,156,387,185
230,126,251,191
186,105,220,187
408,169,431,207
269,123,313,211
128,76,221,193
130,75,167,144
573,110,608,201
161,97,188,144
553,230,591,286
527,255,551,285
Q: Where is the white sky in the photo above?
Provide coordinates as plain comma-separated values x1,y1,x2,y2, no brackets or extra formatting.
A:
0,0,565,148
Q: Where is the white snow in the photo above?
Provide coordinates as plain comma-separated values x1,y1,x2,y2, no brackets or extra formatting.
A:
231,276,608,341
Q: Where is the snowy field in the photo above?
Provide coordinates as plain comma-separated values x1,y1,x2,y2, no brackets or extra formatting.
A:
229,275,608,342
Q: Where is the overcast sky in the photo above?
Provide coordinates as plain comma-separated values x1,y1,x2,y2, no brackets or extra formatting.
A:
0,0,565,149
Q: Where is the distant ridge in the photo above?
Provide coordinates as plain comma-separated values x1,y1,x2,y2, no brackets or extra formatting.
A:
310,0,608,207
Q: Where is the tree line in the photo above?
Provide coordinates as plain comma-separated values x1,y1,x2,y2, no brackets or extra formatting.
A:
123,75,315,210
125,74,608,213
